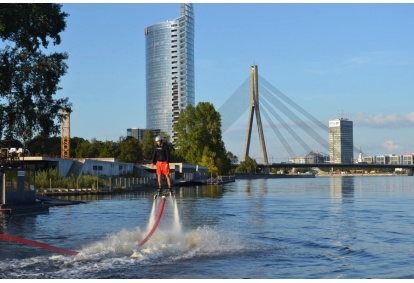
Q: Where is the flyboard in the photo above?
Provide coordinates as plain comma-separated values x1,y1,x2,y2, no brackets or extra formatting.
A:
0,190,175,256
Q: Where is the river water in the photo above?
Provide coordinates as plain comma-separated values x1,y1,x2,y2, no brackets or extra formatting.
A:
1,176,414,279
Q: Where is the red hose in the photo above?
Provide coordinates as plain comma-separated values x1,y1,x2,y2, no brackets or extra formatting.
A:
137,196,166,248
0,233,78,256
0,196,167,254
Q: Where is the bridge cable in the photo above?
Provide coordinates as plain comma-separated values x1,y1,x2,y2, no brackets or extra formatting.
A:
260,85,330,151
259,75,328,132
260,102,297,158
261,97,309,155
260,75,367,157
218,77,250,133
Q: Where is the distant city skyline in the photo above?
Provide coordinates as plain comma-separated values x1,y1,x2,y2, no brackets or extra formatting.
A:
51,3,414,162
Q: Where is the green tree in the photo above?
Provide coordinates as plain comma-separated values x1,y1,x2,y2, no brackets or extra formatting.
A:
235,156,257,173
227,151,238,173
0,4,71,144
200,147,218,176
26,135,60,157
70,137,88,157
75,139,101,158
99,140,119,158
141,130,155,162
118,136,141,163
227,151,238,165
43,136,60,157
174,102,231,175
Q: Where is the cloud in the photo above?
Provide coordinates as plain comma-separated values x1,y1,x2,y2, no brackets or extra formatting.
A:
354,112,414,127
382,140,403,152
346,51,414,67
347,56,371,66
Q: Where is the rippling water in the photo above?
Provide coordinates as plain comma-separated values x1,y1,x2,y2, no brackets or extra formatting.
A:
1,176,414,279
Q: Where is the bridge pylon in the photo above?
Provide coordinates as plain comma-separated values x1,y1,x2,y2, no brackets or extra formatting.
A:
244,65,269,165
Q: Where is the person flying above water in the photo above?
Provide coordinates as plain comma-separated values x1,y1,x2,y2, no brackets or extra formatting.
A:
152,136,173,195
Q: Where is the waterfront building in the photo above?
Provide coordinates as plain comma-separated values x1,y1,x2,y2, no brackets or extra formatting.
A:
363,156,374,164
145,4,195,142
403,153,413,165
329,118,354,164
389,154,401,165
375,155,389,165
291,150,329,164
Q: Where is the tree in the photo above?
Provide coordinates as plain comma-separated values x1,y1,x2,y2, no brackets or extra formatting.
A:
174,102,231,175
227,151,238,174
235,156,257,174
118,136,141,163
75,139,97,158
227,151,239,165
140,130,155,162
200,147,219,176
70,137,88,158
26,135,60,156
99,140,119,158
0,4,71,145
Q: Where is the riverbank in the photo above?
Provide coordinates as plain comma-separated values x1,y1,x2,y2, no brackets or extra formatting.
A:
316,172,408,177
235,173,315,179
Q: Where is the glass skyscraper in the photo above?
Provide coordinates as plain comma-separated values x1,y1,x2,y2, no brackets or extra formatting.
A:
329,118,354,164
145,4,195,142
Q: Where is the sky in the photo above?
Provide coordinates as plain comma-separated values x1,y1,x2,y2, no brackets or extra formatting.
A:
45,2,414,162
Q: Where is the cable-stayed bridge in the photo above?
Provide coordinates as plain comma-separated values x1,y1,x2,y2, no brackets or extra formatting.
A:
218,65,358,164
217,65,414,175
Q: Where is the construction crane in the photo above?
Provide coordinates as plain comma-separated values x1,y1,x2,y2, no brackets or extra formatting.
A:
61,108,70,159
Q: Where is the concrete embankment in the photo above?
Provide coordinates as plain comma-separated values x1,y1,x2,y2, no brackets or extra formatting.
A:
235,173,315,179
316,172,407,177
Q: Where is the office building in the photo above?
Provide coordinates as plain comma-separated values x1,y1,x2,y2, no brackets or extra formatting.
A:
145,4,195,142
403,153,413,165
126,128,160,141
127,128,140,140
329,118,354,164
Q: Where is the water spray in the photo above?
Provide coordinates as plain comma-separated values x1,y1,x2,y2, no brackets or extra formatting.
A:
0,192,177,256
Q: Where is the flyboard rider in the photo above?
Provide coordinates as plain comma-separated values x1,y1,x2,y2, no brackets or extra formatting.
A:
152,135,173,195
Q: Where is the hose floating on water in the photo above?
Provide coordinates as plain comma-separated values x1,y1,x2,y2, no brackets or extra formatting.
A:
0,233,78,256
137,195,166,248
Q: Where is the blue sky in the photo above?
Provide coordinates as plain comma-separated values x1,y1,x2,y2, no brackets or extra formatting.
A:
51,2,414,162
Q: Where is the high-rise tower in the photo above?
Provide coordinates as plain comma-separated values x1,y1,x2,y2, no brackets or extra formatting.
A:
145,4,195,142
329,118,354,164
